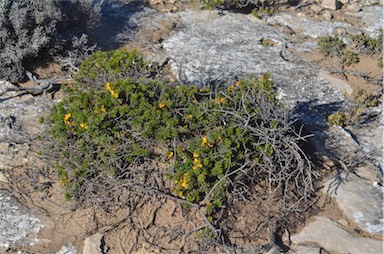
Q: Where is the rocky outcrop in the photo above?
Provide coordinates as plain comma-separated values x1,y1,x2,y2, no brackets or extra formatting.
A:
291,216,383,253
0,190,43,253
324,173,383,236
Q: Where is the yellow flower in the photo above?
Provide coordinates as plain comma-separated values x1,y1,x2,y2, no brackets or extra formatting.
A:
64,113,71,122
202,136,208,147
197,162,203,168
178,191,183,197
66,121,74,127
80,122,88,130
181,180,188,188
158,102,166,108
105,82,111,91
187,114,193,119
111,91,119,99
228,85,235,92
193,152,198,158
216,97,225,104
100,105,106,113
168,151,174,160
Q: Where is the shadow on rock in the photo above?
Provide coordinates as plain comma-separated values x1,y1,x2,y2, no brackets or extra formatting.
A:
88,0,145,51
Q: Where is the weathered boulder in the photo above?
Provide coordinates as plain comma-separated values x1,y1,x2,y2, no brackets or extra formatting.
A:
83,233,104,254
321,0,340,10
323,173,383,236
0,190,43,252
291,216,383,253
0,81,51,144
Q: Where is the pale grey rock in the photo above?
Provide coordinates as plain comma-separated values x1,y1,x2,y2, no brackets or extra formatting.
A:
164,10,347,110
339,0,349,4
355,164,382,184
83,233,104,254
0,172,7,183
322,9,333,20
347,107,383,170
0,190,43,251
56,244,77,254
291,216,383,253
319,71,353,95
310,4,323,13
348,5,384,37
0,81,51,144
267,12,351,38
0,143,30,171
364,0,380,5
324,173,383,236
321,0,340,9
347,2,362,12
356,6,383,37
291,245,322,254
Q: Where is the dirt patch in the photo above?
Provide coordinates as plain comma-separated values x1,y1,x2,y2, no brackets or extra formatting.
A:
300,50,382,103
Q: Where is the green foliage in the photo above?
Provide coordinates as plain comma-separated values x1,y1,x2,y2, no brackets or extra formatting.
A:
318,35,345,56
318,35,359,67
252,7,274,19
327,111,349,127
38,116,45,124
350,32,383,67
48,49,312,224
201,0,225,9
351,33,382,54
74,49,154,90
353,89,380,107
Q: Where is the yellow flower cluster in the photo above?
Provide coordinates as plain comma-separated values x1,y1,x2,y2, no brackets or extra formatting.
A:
64,113,74,127
174,172,189,197
201,136,208,147
80,122,89,130
192,152,203,171
201,135,220,148
158,102,166,109
63,113,89,130
60,175,71,186
94,105,106,114
105,82,119,98
168,151,174,160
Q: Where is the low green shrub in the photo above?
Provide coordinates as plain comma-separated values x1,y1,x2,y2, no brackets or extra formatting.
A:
353,89,380,108
47,49,313,225
318,35,359,67
327,111,349,127
74,49,156,91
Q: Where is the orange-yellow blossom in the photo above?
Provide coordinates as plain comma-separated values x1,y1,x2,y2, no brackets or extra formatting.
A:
201,136,208,147
64,113,71,122
80,122,89,130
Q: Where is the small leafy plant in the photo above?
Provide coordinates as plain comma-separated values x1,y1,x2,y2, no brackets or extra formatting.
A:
353,89,380,108
327,111,349,127
252,7,274,19
318,35,359,67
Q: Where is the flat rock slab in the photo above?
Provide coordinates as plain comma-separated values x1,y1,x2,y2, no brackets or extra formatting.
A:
291,216,383,253
0,81,52,144
0,190,43,252
324,173,383,236
163,10,347,113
